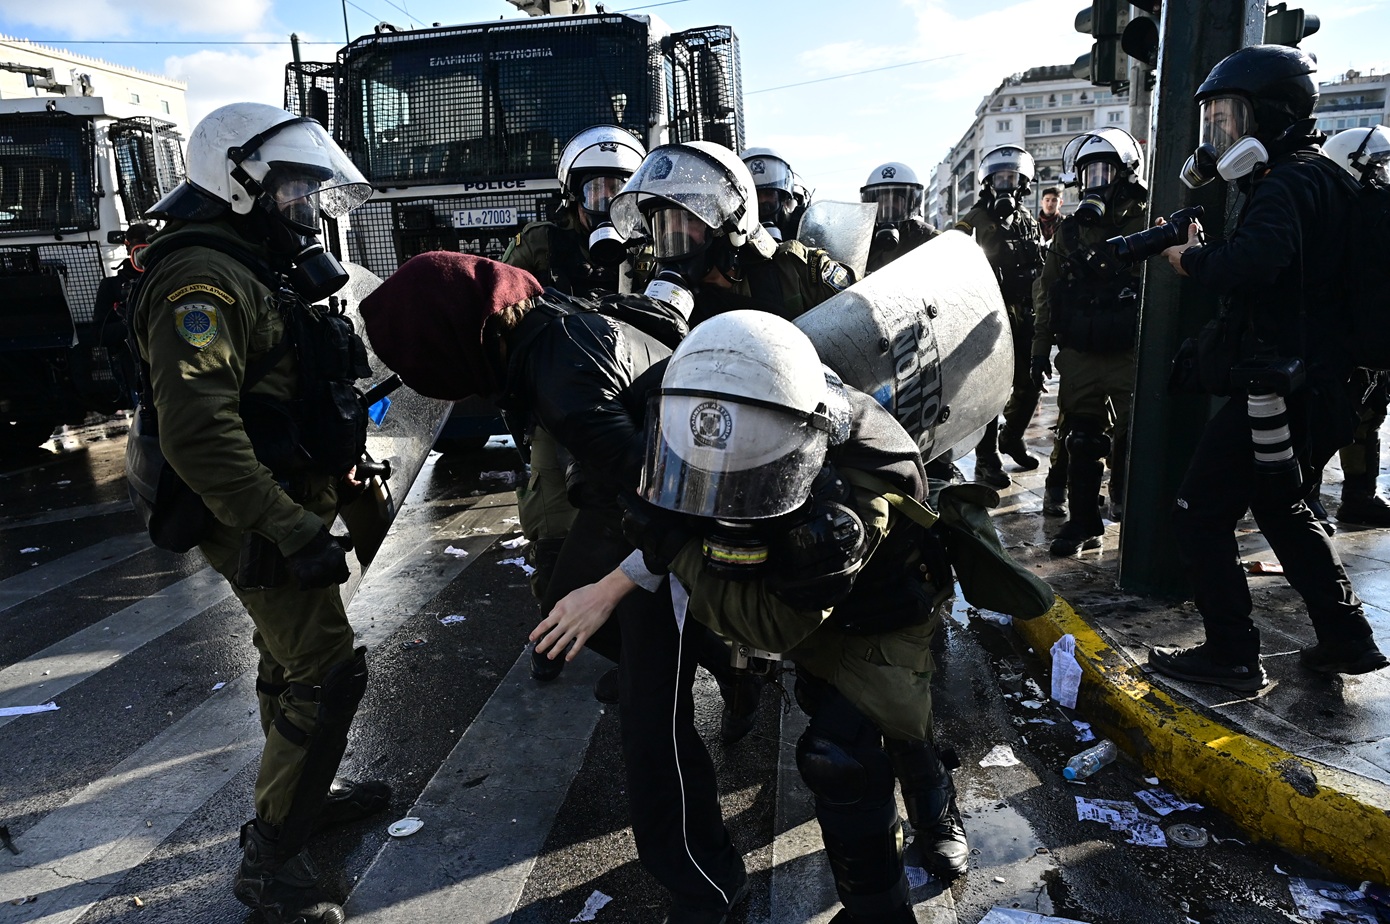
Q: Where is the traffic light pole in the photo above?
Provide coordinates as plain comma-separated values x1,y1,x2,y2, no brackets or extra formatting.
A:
1117,0,1267,596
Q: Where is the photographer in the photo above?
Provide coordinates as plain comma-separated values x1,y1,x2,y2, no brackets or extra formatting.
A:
1149,45,1387,689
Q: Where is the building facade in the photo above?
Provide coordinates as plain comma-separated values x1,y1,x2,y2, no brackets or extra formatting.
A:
929,64,1130,228
0,35,189,136
1315,69,1389,138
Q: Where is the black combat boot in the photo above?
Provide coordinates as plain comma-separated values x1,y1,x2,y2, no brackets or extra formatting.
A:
998,406,1040,471
1337,440,1390,527
234,819,345,924
1042,432,1068,516
716,670,766,744
887,738,969,880
313,778,391,833
1050,426,1107,557
973,419,1010,489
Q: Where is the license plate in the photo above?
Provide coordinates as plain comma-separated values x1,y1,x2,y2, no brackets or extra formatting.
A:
450,208,518,229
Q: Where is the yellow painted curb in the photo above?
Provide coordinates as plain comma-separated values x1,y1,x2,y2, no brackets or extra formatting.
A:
1013,595,1390,884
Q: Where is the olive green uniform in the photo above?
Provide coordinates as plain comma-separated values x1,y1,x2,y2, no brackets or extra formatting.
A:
1031,208,1146,537
130,220,357,826
956,204,1045,467
689,240,854,326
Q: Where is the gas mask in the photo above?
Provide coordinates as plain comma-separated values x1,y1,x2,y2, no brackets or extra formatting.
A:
873,224,900,252
987,188,1021,223
261,211,350,302
587,222,628,268
1073,159,1122,223
1186,94,1268,185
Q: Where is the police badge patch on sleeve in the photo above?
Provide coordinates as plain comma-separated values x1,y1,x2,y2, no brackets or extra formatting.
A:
174,303,219,349
821,261,852,292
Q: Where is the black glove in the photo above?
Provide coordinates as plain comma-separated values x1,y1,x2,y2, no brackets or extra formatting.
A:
1030,354,1053,391
285,526,350,589
618,494,697,575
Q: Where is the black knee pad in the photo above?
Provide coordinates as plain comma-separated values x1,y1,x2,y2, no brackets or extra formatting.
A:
1065,418,1111,463
797,732,869,805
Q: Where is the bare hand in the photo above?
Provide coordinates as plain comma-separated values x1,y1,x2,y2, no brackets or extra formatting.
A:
529,569,636,662
1161,221,1202,277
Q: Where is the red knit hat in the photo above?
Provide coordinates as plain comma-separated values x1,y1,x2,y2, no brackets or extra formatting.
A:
360,252,544,401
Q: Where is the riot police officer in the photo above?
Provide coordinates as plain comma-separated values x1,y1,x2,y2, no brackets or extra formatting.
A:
609,141,854,327
127,103,384,924
861,161,938,274
740,146,808,242
503,124,647,296
955,145,1047,486
1031,128,1147,556
1149,47,1387,688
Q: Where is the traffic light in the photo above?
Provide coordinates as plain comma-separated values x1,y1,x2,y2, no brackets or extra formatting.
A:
1264,3,1320,46
1074,0,1126,88
1121,0,1161,69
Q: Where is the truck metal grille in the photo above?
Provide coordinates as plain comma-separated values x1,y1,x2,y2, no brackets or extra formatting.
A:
0,242,107,324
334,15,654,188
345,189,559,278
0,114,100,236
667,26,743,152
108,117,186,221
284,61,338,135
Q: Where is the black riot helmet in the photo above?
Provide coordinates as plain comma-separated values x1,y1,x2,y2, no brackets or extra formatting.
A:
1195,44,1318,142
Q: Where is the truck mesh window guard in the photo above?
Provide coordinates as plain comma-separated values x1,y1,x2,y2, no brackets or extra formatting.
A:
666,26,743,153
284,61,339,134
0,114,100,236
0,242,105,324
109,118,186,221
337,15,653,187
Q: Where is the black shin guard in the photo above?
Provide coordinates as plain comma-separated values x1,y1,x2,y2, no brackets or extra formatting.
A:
272,647,369,857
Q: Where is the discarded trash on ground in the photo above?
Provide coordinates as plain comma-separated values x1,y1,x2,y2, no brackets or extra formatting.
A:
1074,796,1166,846
388,817,424,838
480,470,518,485
570,890,614,922
978,909,1089,924
1050,634,1083,709
19,548,39,554
499,556,537,576
0,702,59,718
438,614,467,626
1287,877,1379,924
1241,559,1285,575
905,865,930,889
500,536,530,550
979,744,1021,768
211,682,225,692
1136,787,1203,817
1165,823,1208,848
1073,720,1096,742
443,545,470,558
975,610,1012,627
400,638,427,650
1021,699,1045,710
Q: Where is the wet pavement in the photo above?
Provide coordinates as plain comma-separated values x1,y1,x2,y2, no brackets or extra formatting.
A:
960,388,1390,889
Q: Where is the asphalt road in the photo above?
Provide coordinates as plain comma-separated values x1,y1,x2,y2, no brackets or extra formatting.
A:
0,420,1365,924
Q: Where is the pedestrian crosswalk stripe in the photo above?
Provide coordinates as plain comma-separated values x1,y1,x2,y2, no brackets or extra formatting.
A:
0,532,150,615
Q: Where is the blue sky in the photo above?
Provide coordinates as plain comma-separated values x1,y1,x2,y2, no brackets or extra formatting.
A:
1,0,1387,200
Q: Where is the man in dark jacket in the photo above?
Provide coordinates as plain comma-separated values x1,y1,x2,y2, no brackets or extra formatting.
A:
1150,45,1388,690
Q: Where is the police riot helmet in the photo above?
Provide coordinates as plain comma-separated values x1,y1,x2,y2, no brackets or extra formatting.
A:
861,162,925,225
1061,128,1145,193
740,146,797,227
977,145,1036,195
609,141,773,262
642,310,846,520
149,102,370,235
1324,125,1390,187
557,125,647,225
1195,44,1318,141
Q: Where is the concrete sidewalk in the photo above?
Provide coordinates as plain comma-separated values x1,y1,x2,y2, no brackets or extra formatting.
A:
965,393,1390,887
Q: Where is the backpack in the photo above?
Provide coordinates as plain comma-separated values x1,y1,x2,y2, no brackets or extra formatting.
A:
1326,165,1390,370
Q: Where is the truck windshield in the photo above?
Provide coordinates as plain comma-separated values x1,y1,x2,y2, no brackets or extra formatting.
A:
0,113,98,236
342,15,652,187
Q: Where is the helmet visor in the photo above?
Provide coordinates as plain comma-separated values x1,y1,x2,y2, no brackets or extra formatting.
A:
640,393,828,520
246,119,371,230
744,155,794,194
989,169,1022,193
578,174,627,215
1199,95,1256,157
862,184,922,224
608,147,744,241
646,206,713,260
1079,161,1119,191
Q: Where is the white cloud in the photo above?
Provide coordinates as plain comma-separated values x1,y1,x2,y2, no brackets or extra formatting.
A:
0,0,272,38
162,44,289,126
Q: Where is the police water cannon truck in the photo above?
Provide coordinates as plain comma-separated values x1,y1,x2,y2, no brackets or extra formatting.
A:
0,68,185,451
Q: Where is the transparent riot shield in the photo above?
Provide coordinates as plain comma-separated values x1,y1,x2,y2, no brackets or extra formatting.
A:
332,263,451,596
795,200,878,279
795,230,1012,463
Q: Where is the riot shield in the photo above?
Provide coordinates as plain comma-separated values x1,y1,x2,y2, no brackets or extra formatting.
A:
332,263,451,593
796,200,877,279
795,230,1012,463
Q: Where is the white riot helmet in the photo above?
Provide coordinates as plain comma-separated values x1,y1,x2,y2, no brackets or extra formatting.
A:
557,125,647,223
978,145,1036,194
740,146,798,232
149,102,370,234
1060,127,1146,194
1324,126,1390,188
610,141,774,262
861,162,925,225
641,310,850,520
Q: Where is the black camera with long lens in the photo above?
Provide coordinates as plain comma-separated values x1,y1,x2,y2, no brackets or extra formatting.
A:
1230,356,1306,396
1104,205,1205,266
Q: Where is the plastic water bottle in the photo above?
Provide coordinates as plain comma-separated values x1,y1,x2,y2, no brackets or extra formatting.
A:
1063,739,1118,781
